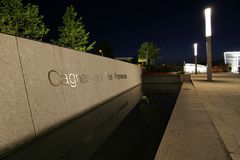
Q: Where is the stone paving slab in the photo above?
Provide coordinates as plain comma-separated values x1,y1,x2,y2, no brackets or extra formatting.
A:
155,73,240,160
192,73,240,160
154,81,231,160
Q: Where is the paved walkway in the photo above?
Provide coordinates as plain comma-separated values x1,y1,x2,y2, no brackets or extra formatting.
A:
192,73,240,160
155,73,240,160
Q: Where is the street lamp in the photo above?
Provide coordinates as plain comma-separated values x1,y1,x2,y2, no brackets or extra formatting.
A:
194,43,198,74
204,7,212,81
99,49,103,56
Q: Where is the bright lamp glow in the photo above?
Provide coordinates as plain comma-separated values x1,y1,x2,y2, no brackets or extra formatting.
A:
194,43,198,56
204,8,212,37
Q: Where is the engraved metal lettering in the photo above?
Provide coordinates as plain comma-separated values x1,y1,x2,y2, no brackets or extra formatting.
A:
48,70,60,87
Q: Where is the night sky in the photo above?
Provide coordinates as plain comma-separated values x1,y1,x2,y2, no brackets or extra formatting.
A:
22,0,240,64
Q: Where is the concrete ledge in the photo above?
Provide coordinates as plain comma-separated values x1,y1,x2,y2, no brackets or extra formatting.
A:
143,74,191,84
154,82,231,160
143,75,180,83
180,74,191,82
142,83,181,91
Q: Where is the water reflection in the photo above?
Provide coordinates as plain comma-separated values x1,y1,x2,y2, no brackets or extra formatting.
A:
139,96,161,123
2,85,142,160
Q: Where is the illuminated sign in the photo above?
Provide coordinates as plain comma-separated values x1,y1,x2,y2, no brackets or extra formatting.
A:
48,70,127,88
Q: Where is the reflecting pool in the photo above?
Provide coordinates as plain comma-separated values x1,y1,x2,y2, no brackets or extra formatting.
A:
2,83,180,160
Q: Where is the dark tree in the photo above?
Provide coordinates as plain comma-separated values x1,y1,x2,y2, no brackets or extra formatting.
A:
53,5,95,52
0,0,49,40
138,42,160,66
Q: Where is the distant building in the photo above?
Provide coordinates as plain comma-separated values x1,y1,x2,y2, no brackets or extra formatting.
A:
224,51,240,73
184,63,207,73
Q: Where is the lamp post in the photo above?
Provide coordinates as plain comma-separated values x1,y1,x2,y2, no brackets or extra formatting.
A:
194,43,198,74
204,8,212,81
99,49,103,56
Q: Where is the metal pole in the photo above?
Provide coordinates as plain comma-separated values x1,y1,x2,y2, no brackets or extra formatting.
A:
206,36,212,81
195,56,197,74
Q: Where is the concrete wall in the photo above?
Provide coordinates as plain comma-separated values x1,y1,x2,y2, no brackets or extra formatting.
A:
142,75,181,91
4,86,142,160
143,75,180,83
142,74,191,91
0,33,141,154
143,74,191,84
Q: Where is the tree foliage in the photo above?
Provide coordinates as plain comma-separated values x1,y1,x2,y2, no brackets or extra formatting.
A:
138,42,160,65
0,0,49,40
54,5,95,52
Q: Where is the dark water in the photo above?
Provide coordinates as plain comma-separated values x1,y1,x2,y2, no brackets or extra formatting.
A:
90,85,179,160
2,84,180,160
